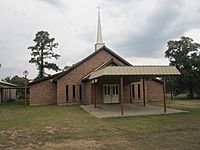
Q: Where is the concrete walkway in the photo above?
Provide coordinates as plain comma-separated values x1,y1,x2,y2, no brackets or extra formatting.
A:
80,103,187,118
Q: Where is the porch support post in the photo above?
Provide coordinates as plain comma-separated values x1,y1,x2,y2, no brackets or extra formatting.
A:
120,77,124,115
162,76,167,113
92,83,94,105
130,83,132,103
94,81,97,108
142,78,146,107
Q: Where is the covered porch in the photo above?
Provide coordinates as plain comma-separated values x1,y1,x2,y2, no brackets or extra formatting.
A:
89,66,181,115
81,103,186,118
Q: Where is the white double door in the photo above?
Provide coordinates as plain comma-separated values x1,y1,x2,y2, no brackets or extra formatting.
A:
103,84,119,103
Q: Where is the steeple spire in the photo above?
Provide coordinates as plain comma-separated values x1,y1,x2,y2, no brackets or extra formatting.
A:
95,7,105,51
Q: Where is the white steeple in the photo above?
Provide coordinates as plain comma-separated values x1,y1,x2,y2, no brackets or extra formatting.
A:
95,7,105,51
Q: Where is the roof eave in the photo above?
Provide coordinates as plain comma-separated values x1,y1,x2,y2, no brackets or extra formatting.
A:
53,46,132,81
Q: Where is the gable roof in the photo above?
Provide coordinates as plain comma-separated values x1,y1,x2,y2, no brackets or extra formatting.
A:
53,46,132,81
82,58,122,81
0,80,18,87
29,46,131,85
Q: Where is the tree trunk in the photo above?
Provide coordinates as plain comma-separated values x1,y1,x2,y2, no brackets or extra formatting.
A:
39,49,44,78
189,87,194,99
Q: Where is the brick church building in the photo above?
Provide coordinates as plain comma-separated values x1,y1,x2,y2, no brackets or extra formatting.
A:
29,10,180,109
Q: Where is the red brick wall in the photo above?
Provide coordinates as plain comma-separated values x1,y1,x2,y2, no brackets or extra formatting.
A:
124,83,131,103
83,81,92,104
147,80,163,101
96,83,103,104
129,79,163,103
57,49,127,104
30,80,57,105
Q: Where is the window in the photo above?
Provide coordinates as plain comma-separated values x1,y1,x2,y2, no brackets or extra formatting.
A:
132,84,135,98
138,84,140,98
104,86,107,95
66,85,69,101
108,86,110,95
79,85,82,101
116,86,118,95
113,86,115,95
72,85,75,98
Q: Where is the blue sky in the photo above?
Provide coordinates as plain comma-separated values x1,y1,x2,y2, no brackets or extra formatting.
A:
0,0,200,79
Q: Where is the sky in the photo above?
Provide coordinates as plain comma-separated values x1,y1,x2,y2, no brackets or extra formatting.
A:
0,0,200,79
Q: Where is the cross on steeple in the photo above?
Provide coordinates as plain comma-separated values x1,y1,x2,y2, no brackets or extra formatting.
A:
95,7,105,51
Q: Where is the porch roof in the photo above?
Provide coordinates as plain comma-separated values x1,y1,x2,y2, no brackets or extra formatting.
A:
0,80,17,87
89,66,180,79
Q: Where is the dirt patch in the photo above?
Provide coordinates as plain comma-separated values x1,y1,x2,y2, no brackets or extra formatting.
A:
43,139,101,150
42,137,137,150
42,126,56,135
9,131,23,140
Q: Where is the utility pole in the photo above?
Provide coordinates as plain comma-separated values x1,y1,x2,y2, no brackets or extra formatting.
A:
23,70,29,108
171,76,173,100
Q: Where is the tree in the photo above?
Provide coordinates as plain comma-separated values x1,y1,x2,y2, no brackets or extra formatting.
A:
28,31,61,79
165,36,200,98
2,76,11,83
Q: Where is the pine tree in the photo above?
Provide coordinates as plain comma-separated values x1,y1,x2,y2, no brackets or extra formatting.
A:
28,31,61,79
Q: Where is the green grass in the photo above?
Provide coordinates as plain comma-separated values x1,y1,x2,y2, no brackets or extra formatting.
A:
0,100,200,150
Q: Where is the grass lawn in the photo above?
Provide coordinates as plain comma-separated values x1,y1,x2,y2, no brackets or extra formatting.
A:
0,100,200,150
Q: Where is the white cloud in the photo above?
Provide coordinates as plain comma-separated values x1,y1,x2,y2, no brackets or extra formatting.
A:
184,29,200,43
0,0,200,79
126,57,169,66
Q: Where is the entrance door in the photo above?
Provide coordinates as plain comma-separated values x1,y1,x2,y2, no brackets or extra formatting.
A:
103,84,119,103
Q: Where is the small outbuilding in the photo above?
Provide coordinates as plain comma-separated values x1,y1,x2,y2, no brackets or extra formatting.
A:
0,80,17,103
